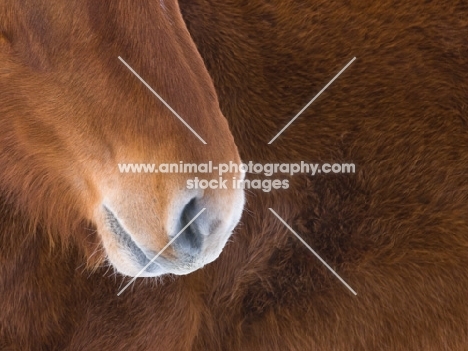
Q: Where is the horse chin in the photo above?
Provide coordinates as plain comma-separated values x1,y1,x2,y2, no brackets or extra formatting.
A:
101,238,210,278
100,230,232,278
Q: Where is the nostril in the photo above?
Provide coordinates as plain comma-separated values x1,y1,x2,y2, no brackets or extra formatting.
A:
173,198,203,255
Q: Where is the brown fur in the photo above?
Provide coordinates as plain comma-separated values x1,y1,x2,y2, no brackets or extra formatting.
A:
1,0,468,350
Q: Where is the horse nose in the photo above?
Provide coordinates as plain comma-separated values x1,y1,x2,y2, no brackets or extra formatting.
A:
171,197,205,256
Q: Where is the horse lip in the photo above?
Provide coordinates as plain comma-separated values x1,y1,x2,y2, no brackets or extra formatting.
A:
103,206,159,272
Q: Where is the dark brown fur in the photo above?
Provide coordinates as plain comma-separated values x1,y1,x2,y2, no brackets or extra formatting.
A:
2,0,468,350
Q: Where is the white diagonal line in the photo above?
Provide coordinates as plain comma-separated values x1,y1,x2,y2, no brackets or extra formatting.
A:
118,56,207,144
268,57,356,144
268,208,357,295
117,207,206,296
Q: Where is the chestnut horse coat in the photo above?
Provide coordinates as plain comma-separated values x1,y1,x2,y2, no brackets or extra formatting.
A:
1,0,468,350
